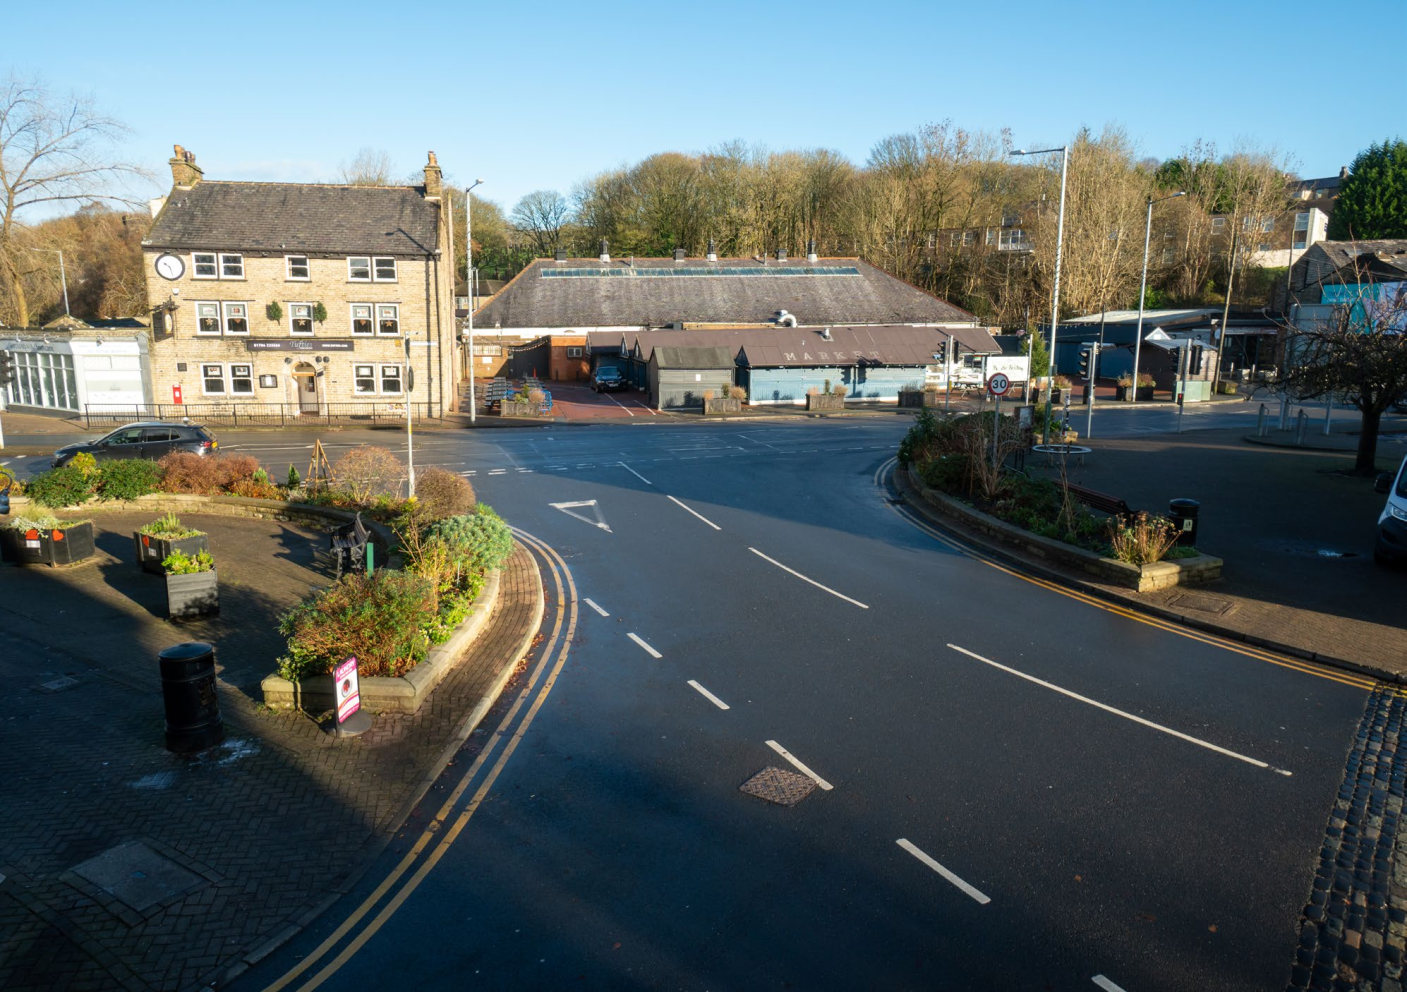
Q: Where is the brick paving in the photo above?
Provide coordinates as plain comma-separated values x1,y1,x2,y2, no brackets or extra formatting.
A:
0,511,542,992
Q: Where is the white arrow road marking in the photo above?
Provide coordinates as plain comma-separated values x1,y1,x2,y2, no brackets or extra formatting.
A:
946,644,1292,776
687,680,730,710
549,500,611,533
765,740,833,790
896,839,991,905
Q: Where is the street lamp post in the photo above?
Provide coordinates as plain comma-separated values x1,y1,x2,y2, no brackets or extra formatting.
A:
1132,191,1185,404
464,179,484,424
30,249,70,319
1010,145,1068,444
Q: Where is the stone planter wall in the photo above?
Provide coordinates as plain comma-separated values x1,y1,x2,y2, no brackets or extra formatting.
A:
806,393,845,413
902,466,1221,592
500,399,546,418
703,396,742,415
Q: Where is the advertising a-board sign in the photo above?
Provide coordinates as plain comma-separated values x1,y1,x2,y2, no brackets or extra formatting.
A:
335,656,361,724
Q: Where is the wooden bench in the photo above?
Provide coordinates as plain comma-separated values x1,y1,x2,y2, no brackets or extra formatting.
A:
1065,482,1133,518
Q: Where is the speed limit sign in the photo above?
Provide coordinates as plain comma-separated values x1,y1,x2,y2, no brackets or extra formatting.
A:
987,372,1011,397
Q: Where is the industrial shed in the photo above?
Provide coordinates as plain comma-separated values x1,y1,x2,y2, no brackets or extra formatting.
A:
648,346,737,409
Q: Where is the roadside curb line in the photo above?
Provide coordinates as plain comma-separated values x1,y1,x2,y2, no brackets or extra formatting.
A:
893,464,1402,687
216,546,546,989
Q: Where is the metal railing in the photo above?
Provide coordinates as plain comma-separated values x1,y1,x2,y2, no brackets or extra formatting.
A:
83,401,438,429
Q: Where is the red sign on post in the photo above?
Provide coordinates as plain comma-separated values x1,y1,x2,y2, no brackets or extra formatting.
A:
335,656,361,723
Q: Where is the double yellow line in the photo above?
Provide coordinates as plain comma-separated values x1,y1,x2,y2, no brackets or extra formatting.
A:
262,529,577,991
876,457,1376,691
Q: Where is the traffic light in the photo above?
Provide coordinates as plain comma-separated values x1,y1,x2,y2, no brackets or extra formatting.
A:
1078,346,1091,378
0,350,14,387
1189,344,1204,375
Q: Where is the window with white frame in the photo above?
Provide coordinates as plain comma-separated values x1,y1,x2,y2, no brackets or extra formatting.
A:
377,304,399,335
193,253,218,278
998,229,1028,251
373,257,397,281
354,364,377,393
351,304,373,335
1293,212,1310,250
1261,217,1275,233
1211,216,1226,232
380,364,403,393
348,257,372,281
290,303,314,334
221,253,245,278
286,255,310,280
984,228,997,246
202,363,226,393
566,346,583,358
196,302,221,334
223,302,248,334
230,364,254,394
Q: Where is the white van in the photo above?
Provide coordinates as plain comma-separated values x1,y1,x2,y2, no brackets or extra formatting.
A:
1375,454,1407,565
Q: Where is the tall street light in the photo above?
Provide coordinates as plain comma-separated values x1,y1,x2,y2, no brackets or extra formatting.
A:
1132,191,1186,404
30,248,70,319
1010,145,1068,443
464,178,484,424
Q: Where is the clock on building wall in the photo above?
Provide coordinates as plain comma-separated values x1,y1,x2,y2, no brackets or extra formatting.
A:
154,253,185,280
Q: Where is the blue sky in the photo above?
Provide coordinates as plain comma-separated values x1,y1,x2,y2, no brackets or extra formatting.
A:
8,0,1403,219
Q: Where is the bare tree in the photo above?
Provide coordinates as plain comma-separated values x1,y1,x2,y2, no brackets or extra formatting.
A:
338,147,395,186
511,190,571,255
0,77,141,327
1280,276,1407,474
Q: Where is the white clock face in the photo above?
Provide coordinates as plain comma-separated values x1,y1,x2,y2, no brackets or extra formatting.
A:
155,254,185,280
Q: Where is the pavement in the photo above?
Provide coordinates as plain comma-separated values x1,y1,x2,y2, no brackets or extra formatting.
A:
0,508,544,992
3,392,1407,989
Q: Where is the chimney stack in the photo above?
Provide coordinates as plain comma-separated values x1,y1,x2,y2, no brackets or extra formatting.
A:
776,248,788,261
706,239,717,262
673,248,686,262
169,144,203,188
599,239,610,263
807,239,818,263
554,247,567,262
423,151,443,198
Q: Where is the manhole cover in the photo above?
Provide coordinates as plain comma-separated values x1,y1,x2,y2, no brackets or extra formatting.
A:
70,841,205,915
1167,593,1236,615
740,766,817,806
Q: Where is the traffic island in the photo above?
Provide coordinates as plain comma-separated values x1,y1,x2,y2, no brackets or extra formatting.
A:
902,466,1222,592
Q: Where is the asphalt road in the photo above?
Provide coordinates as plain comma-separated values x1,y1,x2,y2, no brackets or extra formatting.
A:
230,418,1368,992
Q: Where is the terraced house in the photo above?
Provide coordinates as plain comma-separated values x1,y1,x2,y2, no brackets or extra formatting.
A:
140,145,457,422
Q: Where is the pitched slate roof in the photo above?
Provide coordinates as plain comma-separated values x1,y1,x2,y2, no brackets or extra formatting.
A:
477,257,974,328
590,324,999,367
651,346,737,369
144,182,440,256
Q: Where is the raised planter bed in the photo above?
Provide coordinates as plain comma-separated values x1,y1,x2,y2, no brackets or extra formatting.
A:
703,396,742,415
167,568,219,619
806,393,845,413
1,521,96,567
903,467,1221,592
134,531,210,575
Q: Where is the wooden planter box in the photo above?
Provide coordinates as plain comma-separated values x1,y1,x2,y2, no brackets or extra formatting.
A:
134,532,209,575
1,522,96,567
703,396,742,415
167,569,219,619
1116,385,1155,401
806,393,845,412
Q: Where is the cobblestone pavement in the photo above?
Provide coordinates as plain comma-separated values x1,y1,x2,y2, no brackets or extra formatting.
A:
0,512,542,992
1289,688,1407,992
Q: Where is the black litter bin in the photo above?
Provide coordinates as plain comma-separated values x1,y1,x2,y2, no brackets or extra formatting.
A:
1168,498,1200,547
159,642,225,753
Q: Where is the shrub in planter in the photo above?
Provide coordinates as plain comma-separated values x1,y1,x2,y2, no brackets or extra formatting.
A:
413,467,476,521
2,514,96,566
135,511,209,574
278,570,437,681
97,459,163,501
158,452,261,494
425,505,514,578
332,446,404,504
163,548,219,619
23,465,97,508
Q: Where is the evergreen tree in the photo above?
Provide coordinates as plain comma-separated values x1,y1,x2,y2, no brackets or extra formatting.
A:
1328,139,1407,240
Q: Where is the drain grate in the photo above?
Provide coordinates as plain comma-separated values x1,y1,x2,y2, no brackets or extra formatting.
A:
740,766,817,806
1167,592,1235,615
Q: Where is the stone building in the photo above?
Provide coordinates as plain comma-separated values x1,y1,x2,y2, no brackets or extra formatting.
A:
141,146,457,421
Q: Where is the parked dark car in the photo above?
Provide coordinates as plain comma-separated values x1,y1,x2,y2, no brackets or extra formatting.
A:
592,366,626,393
53,422,218,468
